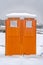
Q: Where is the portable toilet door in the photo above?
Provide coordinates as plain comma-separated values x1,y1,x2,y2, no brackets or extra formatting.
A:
5,18,22,55
23,18,36,55
5,13,36,55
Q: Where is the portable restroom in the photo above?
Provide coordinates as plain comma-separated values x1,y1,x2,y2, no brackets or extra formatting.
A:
5,13,36,55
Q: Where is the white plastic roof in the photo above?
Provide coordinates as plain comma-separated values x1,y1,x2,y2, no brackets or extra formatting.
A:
6,13,37,18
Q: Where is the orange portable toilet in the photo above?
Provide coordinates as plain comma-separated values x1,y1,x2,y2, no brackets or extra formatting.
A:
5,13,36,55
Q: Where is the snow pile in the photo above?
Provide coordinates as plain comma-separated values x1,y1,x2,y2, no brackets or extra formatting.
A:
6,13,37,18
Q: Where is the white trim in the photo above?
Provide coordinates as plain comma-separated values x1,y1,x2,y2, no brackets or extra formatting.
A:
26,21,32,28
10,20,17,27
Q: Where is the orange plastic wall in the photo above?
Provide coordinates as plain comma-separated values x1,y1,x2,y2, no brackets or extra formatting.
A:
5,18,36,55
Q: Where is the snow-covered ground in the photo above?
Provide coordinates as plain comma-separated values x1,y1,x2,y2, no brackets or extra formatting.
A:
0,32,5,55
0,32,43,65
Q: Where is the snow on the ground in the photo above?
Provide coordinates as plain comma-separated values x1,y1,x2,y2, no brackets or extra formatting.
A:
36,34,43,55
0,56,43,65
0,32,43,65
0,32,5,55
0,32,5,46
